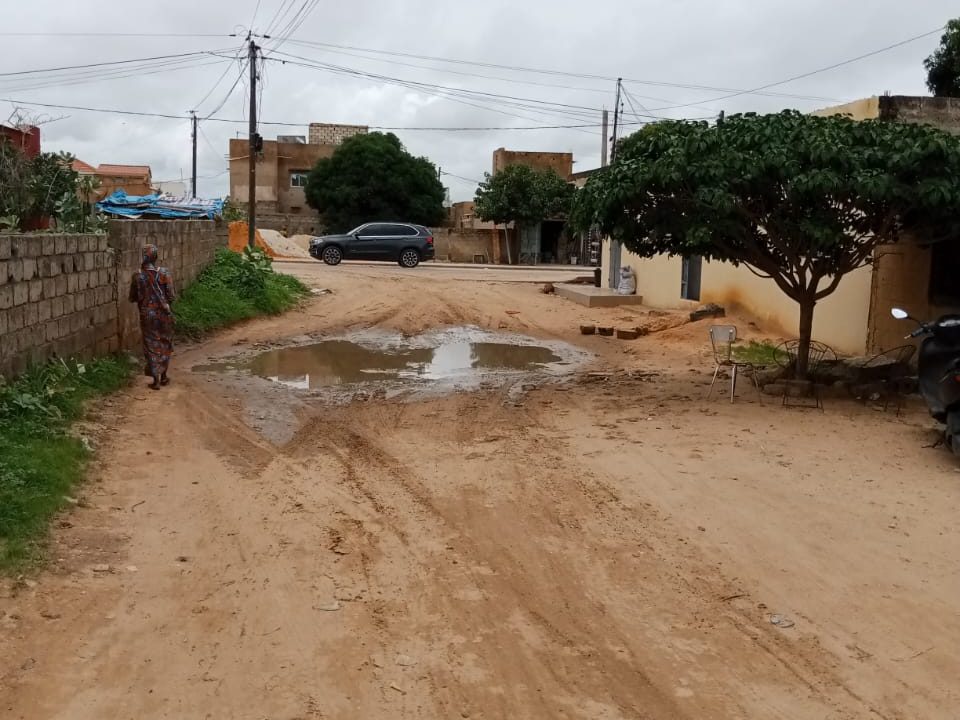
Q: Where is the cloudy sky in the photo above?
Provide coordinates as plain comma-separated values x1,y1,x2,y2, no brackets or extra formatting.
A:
1,0,955,202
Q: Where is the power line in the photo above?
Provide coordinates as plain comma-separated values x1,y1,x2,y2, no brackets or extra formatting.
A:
282,38,724,113
0,31,232,38
284,37,841,103
194,46,247,111
441,171,483,185
0,49,231,78
649,25,948,111
2,58,231,96
1,95,702,130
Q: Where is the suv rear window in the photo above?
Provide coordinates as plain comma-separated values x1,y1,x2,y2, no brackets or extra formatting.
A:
383,224,418,236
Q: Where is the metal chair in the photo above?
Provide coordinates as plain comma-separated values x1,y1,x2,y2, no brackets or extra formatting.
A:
773,339,838,410
855,345,917,414
707,325,761,403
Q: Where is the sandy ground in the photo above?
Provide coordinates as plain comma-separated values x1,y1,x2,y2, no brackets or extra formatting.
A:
1,264,958,720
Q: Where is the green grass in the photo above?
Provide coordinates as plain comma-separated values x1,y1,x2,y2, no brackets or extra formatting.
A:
174,247,310,338
0,356,134,571
732,340,782,366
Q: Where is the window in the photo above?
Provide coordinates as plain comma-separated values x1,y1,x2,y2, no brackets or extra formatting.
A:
384,224,418,236
290,171,308,188
358,224,391,236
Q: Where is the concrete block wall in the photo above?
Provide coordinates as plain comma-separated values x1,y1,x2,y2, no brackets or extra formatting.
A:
0,221,226,378
308,123,368,146
0,234,119,378
108,220,225,350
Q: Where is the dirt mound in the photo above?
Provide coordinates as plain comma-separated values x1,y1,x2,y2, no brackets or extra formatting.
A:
258,229,311,259
291,234,314,252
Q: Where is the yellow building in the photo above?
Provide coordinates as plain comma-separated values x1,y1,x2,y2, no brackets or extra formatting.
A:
602,96,960,356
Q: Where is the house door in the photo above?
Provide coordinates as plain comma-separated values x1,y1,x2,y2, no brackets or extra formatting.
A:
519,224,541,264
681,256,702,301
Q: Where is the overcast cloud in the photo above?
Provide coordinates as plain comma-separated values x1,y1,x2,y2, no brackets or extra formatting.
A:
1,0,955,201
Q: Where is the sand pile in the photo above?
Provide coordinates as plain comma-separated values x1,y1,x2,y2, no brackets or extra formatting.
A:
258,229,311,259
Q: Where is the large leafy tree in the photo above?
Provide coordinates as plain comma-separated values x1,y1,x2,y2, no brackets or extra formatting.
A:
572,111,960,377
474,165,575,261
304,132,445,232
925,18,960,97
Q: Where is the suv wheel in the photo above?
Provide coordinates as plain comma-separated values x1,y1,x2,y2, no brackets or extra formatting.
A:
322,246,343,266
399,248,421,268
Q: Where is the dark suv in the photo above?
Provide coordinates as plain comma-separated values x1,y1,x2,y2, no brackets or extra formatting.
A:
309,222,435,268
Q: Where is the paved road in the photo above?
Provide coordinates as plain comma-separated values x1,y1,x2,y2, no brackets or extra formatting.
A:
275,259,595,284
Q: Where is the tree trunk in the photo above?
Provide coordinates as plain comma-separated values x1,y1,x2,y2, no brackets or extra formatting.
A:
796,298,816,380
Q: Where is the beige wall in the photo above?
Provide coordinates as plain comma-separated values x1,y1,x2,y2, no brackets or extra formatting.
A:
607,245,874,355
492,148,574,180
811,97,880,120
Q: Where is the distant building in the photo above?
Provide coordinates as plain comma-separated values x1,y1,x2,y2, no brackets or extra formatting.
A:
0,124,40,158
155,180,187,197
71,160,153,200
229,123,368,220
308,123,367,146
492,148,574,180
602,94,960,357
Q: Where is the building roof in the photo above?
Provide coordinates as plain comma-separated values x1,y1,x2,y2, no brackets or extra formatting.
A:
97,163,151,177
72,159,97,174
569,167,601,180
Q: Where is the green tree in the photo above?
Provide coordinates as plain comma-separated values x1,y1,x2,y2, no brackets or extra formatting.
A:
925,19,960,97
474,165,575,261
0,142,78,230
572,111,960,377
304,132,445,232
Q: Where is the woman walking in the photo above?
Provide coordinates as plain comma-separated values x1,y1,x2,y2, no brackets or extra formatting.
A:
129,244,175,390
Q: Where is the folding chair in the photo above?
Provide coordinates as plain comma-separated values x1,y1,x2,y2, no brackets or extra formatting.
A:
707,325,761,403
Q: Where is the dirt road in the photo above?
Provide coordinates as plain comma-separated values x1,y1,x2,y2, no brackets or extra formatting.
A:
2,263,958,719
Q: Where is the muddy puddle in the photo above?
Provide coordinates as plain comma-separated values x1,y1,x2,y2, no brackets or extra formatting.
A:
194,327,588,397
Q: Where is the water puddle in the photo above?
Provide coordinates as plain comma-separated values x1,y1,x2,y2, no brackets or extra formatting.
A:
194,327,587,396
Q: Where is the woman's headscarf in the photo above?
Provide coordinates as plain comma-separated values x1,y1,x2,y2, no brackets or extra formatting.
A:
142,244,159,269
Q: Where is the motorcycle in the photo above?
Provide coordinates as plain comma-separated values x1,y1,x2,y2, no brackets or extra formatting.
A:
891,308,960,455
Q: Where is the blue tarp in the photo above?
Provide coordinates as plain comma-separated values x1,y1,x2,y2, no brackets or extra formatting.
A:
96,190,224,220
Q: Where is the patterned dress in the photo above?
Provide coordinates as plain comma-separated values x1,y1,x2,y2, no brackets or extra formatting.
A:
129,246,175,379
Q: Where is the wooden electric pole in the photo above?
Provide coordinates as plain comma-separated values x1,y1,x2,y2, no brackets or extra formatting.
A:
190,111,198,199
247,37,259,248
610,78,622,163
601,109,609,167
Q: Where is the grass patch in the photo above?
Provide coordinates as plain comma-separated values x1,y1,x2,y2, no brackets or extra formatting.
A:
174,247,310,338
0,356,134,572
732,340,782,366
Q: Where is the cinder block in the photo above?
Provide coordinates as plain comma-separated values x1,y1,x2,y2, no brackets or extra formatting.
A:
75,292,86,311
51,296,64,318
55,237,67,254
67,273,78,293
0,236,10,260
55,276,67,296
38,299,52,322
41,237,55,255
0,261,7,285
65,237,78,254
28,281,43,303
9,259,23,283
63,295,75,314
8,305,25,330
24,302,38,327
45,320,59,341
0,310,7,337
22,258,37,280
0,285,12,310
39,279,53,300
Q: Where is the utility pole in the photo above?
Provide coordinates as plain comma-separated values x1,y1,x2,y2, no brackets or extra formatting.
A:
600,109,609,167
247,37,259,248
610,78,622,163
190,111,198,199
607,78,623,288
